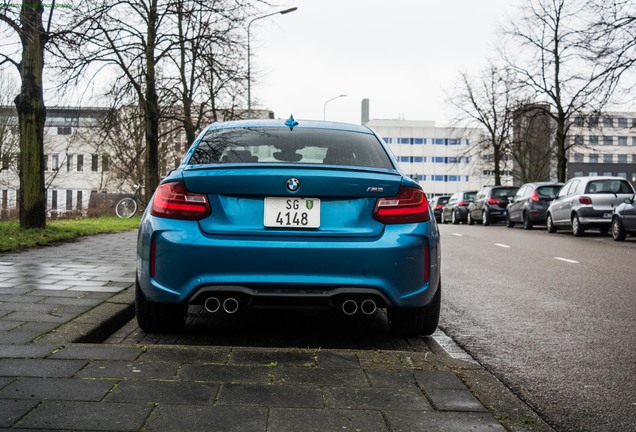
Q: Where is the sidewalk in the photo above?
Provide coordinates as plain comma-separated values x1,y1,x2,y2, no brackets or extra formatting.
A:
0,232,552,431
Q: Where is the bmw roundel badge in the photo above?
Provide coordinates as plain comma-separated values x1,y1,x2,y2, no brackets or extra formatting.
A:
286,178,300,192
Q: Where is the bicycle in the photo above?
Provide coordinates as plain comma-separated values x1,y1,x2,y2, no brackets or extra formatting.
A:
115,184,144,218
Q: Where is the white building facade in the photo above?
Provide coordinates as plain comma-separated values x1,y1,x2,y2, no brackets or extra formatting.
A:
367,119,511,197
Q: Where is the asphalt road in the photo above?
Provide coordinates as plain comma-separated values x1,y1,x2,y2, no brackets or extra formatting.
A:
437,222,636,432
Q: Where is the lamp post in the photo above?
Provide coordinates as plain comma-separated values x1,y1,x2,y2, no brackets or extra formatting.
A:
323,94,347,120
247,7,298,119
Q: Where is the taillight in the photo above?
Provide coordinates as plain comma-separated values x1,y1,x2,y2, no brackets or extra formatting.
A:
579,196,592,205
435,204,444,210
151,181,211,220
373,186,430,224
458,201,470,207
530,192,540,202
487,197,501,205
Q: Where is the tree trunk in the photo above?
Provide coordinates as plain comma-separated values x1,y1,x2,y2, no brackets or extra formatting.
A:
555,110,567,182
15,0,47,229
144,0,160,201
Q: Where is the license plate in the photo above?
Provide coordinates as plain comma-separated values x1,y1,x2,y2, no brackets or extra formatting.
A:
264,198,320,228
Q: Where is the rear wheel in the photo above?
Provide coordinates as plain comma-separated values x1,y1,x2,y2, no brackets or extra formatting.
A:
547,213,557,233
612,217,626,241
506,214,514,228
451,210,459,224
482,210,490,226
467,212,475,225
136,280,187,332
388,281,441,337
572,214,585,237
441,211,447,224
523,212,533,230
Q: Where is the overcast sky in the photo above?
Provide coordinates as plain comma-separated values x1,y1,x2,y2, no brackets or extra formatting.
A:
250,0,523,125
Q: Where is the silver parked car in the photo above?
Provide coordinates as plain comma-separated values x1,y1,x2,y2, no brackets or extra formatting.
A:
546,176,636,236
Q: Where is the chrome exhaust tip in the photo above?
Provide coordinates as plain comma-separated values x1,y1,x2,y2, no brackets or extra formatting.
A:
204,297,221,314
223,297,240,314
342,299,358,315
360,299,377,315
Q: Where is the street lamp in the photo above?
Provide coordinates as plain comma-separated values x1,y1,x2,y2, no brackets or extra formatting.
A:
323,94,347,120
247,7,298,119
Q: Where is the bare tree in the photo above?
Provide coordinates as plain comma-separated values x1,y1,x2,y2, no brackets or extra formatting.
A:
503,0,626,182
447,63,517,186
510,103,555,183
0,0,58,228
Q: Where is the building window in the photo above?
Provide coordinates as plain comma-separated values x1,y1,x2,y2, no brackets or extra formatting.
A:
603,171,613,176
398,156,410,163
447,175,459,182
618,136,627,146
91,154,98,172
574,153,584,162
398,138,410,144
618,154,628,163
413,138,425,144
632,137,636,146
589,171,598,176
57,127,72,135
574,116,585,126
383,137,392,144
603,136,613,146
432,157,446,163
412,156,423,163
574,171,584,177
589,117,599,127
603,154,613,163
433,138,446,145
51,190,58,210
617,118,628,128
52,154,59,171
102,155,110,171
44,154,49,171
66,190,73,211
574,135,584,144
66,154,73,172
617,172,627,179
589,135,599,145
76,191,83,211
603,117,613,128
77,155,84,172
633,155,636,163
589,154,599,163
433,175,445,182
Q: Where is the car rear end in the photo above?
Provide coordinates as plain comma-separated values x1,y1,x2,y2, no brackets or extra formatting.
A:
136,119,440,333
576,178,635,227
486,187,519,222
432,196,449,222
527,184,562,223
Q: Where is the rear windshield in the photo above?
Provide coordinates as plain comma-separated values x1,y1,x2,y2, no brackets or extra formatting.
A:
492,187,518,198
188,127,395,169
585,179,634,194
536,185,561,197
438,197,450,204
464,192,476,200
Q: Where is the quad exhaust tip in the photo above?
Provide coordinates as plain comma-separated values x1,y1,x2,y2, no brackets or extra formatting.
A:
223,297,240,314
204,297,220,314
342,299,377,315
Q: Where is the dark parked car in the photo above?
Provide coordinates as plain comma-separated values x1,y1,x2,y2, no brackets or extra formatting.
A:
441,191,477,224
611,193,636,241
468,186,520,226
547,176,635,236
429,195,450,222
136,117,441,336
506,182,563,230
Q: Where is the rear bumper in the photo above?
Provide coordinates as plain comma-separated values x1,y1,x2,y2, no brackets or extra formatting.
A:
577,207,613,226
137,216,440,309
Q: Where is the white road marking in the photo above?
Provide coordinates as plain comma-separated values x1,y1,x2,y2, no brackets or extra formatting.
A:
431,329,478,364
495,243,511,248
554,257,579,264
452,233,463,237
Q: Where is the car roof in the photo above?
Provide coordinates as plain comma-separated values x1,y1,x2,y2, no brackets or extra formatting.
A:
203,118,373,135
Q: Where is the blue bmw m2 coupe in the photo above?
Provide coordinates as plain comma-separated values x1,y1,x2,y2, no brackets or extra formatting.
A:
136,117,441,335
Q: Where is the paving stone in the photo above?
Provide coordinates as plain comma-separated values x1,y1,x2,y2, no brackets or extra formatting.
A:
49,344,143,361
179,364,273,384
106,380,218,404
146,404,268,431
0,344,58,359
0,302,55,313
385,410,507,431
0,377,115,401
139,346,230,363
269,407,389,432
0,399,39,428
217,383,323,408
0,294,45,304
5,311,72,323
0,320,22,331
15,400,153,431
0,359,87,378
0,377,13,389
275,367,368,387
230,348,316,367
36,296,102,307
326,386,433,411
425,388,489,412
316,350,360,369
415,370,469,390
365,369,417,387
76,360,179,380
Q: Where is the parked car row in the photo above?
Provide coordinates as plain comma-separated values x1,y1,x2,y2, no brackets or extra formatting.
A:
436,176,636,241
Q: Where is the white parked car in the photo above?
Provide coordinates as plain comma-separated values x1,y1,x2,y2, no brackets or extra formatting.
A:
546,176,636,236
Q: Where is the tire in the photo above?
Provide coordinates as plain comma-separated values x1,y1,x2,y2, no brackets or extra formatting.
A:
571,214,585,237
441,211,446,224
388,281,441,337
547,213,557,233
523,212,533,230
612,217,626,241
467,212,475,225
451,210,459,225
506,214,514,228
482,210,490,226
136,279,187,332
116,197,138,218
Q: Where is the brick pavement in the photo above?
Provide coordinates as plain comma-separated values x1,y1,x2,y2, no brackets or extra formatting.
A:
0,231,553,431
